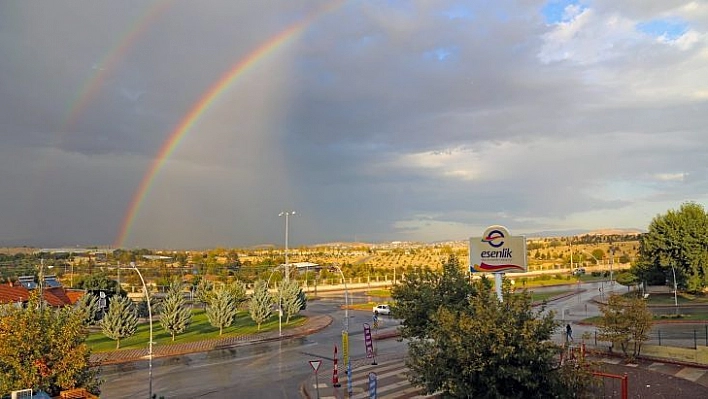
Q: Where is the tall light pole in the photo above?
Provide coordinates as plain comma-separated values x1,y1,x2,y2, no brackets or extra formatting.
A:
130,262,153,399
279,211,296,282
671,264,678,314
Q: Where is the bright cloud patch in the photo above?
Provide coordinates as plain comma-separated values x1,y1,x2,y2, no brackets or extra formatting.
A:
653,172,687,182
541,0,586,24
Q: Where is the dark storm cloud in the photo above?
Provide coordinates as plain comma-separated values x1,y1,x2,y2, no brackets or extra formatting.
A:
1,0,706,248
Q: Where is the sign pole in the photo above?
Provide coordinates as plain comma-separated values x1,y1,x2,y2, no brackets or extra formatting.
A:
309,360,322,399
494,272,504,302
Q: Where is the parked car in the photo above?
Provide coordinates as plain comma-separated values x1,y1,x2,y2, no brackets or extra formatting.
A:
373,304,391,315
572,268,586,276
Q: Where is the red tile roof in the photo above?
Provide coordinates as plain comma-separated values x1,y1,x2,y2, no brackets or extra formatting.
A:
0,283,27,305
0,283,75,307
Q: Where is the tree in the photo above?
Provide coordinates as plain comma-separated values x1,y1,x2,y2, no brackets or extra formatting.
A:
591,249,605,263
249,280,272,330
637,202,708,292
279,280,305,324
392,258,596,398
100,296,138,349
0,292,100,396
392,255,477,339
226,280,247,307
195,278,214,308
205,285,238,335
74,272,123,294
74,292,100,326
159,280,192,341
598,294,653,360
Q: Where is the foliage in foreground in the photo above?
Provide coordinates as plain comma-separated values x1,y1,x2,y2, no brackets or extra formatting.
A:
0,292,100,396
393,256,597,398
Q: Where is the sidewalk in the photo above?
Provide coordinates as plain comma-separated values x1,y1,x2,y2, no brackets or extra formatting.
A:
90,312,334,365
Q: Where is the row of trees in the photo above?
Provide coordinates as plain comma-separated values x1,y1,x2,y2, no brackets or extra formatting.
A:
88,277,306,349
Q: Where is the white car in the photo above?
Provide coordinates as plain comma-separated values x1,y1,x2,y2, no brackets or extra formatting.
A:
373,304,391,315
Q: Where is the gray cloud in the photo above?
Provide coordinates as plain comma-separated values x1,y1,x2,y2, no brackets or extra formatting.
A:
1,0,706,248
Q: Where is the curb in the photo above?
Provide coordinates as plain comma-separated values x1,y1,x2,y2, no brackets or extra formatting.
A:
92,314,334,366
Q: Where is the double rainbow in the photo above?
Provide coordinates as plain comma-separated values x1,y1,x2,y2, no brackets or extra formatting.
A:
114,1,346,247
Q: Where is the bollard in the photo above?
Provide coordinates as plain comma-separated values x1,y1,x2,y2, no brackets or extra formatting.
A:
694,329,698,349
658,329,662,346
333,345,340,388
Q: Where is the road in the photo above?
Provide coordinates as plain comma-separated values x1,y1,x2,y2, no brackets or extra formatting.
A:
99,291,405,398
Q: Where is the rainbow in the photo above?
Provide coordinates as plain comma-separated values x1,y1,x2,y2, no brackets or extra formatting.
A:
115,1,345,247
62,0,174,130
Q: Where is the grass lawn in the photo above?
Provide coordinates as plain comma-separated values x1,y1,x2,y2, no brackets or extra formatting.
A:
529,290,573,303
366,289,391,297
87,309,305,352
641,293,708,306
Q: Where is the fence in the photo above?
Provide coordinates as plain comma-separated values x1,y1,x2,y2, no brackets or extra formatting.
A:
584,325,708,349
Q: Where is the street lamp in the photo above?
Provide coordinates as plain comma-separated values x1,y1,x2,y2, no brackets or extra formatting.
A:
266,265,286,337
130,262,153,399
279,211,296,282
671,264,678,314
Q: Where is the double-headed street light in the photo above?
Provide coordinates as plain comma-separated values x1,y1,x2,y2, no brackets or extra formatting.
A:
279,211,296,282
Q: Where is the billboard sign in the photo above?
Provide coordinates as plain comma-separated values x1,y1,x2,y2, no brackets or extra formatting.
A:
470,225,527,273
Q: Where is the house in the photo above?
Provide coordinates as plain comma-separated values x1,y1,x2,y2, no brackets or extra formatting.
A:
0,276,81,307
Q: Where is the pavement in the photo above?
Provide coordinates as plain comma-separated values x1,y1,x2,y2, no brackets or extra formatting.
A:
90,312,334,366
91,300,708,398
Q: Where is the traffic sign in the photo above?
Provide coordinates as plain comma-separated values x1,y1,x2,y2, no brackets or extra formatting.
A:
309,360,322,372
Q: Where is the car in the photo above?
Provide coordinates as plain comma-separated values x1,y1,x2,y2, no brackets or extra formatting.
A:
572,268,586,276
373,304,391,315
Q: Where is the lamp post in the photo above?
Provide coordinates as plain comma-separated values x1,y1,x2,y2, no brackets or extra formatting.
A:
279,211,296,282
671,264,678,314
266,265,286,337
130,262,153,399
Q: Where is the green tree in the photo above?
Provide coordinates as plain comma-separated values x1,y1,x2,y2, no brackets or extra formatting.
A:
195,278,214,308
100,296,138,349
74,292,100,326
392,255,477,339
74,271,122,294
402,278,594,398
637,202,708,292
159,280,192,341
0,292,100,396
598,294,653,360
226,280,247,307
591,249,605,263
205,285,238,335
279,280,304,324
249,280,272,330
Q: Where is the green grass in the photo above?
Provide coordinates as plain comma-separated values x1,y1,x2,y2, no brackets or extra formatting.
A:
640,293,708,306
87,309,306,352
529,290,573,302
366,289,391,297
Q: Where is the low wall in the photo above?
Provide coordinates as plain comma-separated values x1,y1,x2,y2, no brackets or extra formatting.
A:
640,344,708,365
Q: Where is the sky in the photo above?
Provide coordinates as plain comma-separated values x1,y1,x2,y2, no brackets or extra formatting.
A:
1,0,706,249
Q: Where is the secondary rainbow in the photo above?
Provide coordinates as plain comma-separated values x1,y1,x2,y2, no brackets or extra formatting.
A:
62,0,174,130
115,1,345,247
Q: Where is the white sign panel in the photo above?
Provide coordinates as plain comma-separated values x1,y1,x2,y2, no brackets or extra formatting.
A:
469,225,527,273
